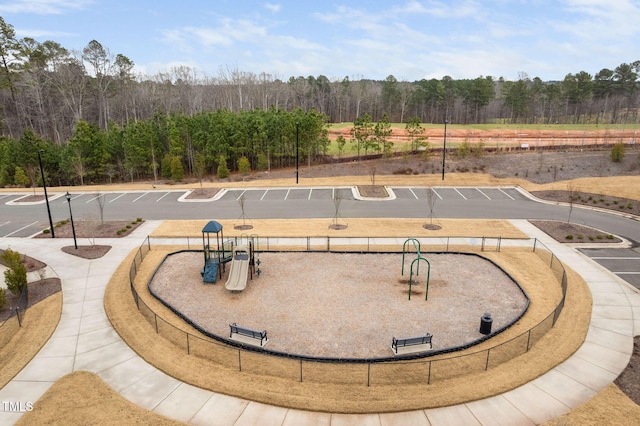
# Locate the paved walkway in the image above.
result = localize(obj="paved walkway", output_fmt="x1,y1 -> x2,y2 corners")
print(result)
0,220 -> 638,425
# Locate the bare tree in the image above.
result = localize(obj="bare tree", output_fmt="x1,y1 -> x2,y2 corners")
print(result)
94,192 -> 106,225
330,194 -> 347,229
566,183 -> 576,224
425,187 -> 439,227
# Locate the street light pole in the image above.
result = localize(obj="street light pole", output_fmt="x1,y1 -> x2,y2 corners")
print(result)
295,121 -> 299,184
441,119 -> 448,181
37,149 -> 55,238
65,192 -> 77,249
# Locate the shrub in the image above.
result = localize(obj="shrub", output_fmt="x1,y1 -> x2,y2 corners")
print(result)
565,234 -> 574,240
456,141 -> 472,158
136,218 -> 142,222
237,156 -> 251,176
256,152 -> 268,171
0,287 -> 5,309
170,156 -> 184,181
2,248 -> 27,295
607,234 -> 614,240
611,142 -> 625,162
14,166 -> 30,187
217,156 -> 230,179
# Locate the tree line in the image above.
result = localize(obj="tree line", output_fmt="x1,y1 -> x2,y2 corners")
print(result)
0,16 -> 639,186
0,108 -> 329,187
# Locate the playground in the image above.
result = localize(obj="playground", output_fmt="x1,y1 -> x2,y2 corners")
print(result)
149,248 -> 529,358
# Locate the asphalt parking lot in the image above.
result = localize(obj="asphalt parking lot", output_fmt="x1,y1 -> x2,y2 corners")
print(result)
579,247 -> 640,290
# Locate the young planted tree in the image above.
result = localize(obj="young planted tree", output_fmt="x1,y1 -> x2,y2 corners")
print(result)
424,187 -> 440,229
238,156 -> 251,178
350,113 -> 373,161
611,142 -> 625,162
2,248 -> 27,296
217,155 -> 230,179
329,194 -> 347,230
193,152 -> 206,188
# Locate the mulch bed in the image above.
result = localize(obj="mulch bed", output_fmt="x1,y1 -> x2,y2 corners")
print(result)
529,220 -> 621,244
35,220 -> 144,239
0,278 -> 61,321
357,185 -> 389,198
533,190 -> 640,217
185,188 -> 221,199
615,337 -> 640,405
0,249 -> 46,272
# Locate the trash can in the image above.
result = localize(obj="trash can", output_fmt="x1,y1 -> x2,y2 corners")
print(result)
479,312 -> 493,335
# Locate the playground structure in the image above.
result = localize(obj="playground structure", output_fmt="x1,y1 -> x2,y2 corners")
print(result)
200,220 -> 260,290
225,241 -> 258,291
402,238 -> 431,300
201,220 -> 233,283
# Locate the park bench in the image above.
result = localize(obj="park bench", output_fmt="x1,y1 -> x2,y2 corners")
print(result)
391,333 -> 433,354
229,323 -> 268,346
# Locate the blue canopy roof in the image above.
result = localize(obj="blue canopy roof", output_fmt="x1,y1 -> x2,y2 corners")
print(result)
202,220 -> 223,233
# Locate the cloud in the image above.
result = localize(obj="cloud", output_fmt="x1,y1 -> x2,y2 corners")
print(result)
264,3 -> 281,13
14,28 -> 76,39
0,0 -> 92,15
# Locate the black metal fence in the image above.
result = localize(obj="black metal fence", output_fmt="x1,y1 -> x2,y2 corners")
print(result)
128,235 -> 568,386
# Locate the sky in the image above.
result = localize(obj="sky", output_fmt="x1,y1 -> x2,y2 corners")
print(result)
1,0 -> 639,82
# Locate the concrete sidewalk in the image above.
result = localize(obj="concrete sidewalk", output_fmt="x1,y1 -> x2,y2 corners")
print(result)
0,219 -> 638,425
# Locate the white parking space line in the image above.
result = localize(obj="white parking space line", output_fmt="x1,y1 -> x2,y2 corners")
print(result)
260,189 -> 269,200
409,188 -> 419,199
236,190 -> 246,201
453,188 -> 467,200
85,194 -> 104,203
109,193 -> 126,203
476,188 -> 491,200
132,192 -> 149,202
431,188 -> 443,200
4,221 -> 38,237
499,188 -> 515,200
308,189 -> 313,200
0,221 -> 9,227
0,194 -> 11,200
332,188 -> 335,200
615,272 -> 640,275
156,192 -> 170,202
284,189 -> 291,200
592,257 -> 640,260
